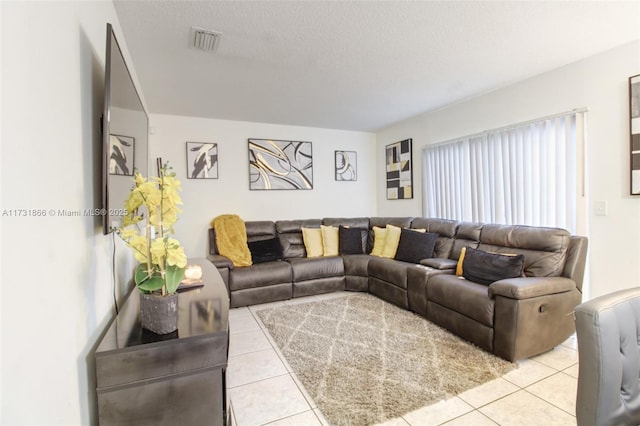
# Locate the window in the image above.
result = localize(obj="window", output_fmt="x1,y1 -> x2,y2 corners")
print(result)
422,110 -> 586,233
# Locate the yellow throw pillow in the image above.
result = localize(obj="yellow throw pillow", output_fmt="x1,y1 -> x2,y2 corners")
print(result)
321,225 -> 339,256
301,227 -> 324,258
381,224 -> 402,258
371,226 -> 387,256
456,246 -> 467,276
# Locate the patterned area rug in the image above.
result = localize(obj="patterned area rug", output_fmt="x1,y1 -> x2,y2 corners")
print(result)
257,293 -> 516,426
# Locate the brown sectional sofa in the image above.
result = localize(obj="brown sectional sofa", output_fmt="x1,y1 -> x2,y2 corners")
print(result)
207,216 -> 588,361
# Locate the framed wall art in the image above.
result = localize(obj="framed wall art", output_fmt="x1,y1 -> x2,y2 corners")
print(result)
335,150 -> 357,181
248,138 -> 313,190
386,138 -> 413,199
631,74 -> 640,195
109,134 -> 134,176
186,142 -> 218,179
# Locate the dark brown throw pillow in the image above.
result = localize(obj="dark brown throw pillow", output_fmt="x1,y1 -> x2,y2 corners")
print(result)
248,238 -> 283,264
339,226 -> 366,255
394,229 -> 438,263
461,247 -> 525,285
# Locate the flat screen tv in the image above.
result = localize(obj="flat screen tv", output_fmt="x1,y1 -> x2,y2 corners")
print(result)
102,23 -> 148,235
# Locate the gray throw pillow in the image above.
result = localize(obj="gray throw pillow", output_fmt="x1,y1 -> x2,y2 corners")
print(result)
248,238 -> 283,264
461,247 -> 525,285
394,229 -> 438,263
339,226 -> 365,254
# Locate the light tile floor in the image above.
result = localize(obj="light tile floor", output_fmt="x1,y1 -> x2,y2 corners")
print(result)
227,291 -> 579,426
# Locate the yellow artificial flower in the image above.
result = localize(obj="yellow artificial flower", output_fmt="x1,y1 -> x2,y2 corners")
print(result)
149,237 -> 166,267
160,209 -> 178,228
119,228 -> 138,240
134,172 -> 146,186
165,238 -> 187,268
162,175 -> 182,197
122,213 -> 143,227
136,182 -> 161,206
124,190 -> 144,215
128,234 -> 149,263
116,162 -> 185,294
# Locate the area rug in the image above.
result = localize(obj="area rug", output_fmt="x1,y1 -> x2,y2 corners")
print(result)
256,293 -> 516,426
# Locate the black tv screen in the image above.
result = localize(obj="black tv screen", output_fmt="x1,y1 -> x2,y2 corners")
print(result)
102,23 -> 148,235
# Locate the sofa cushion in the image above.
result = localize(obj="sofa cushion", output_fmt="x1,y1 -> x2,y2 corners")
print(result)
381,224 -> 402,258
395,229 -> 438,263
342,254 -> 371,276
246,221 -> 278,241
323,217 -> 370,253
450,222 -> 482,260
248,238 -> 283,264
427,274 -> 495,327
229,261 -> 292,291
288,257 -> 344,281
371,225 -> 404,258
277,219 -> 322,258
478,224 -> 570,277
460,247 -> 525,285
369,217 -> 413,252
322,217 -> 370,229
321,225 -> 339,256
368,256 -> 412,289
410,217 -> 459,259
371,226 -> 387,256
339,226 -> 365,254
302,227 -> 324,257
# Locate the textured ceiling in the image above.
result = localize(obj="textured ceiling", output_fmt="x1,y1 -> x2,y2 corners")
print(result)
113,1 -> 640,132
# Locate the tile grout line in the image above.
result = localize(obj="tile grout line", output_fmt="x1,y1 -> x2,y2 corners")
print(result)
521,370 -> 578,418
520,387 -> 578,418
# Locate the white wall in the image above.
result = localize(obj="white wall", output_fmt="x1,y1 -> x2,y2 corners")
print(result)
149,114 -> 377,258
377,40 -> 640,300
1,2 -> 138,424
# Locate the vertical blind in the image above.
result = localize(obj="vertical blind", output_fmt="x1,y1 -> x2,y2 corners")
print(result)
422,110 -> 586,233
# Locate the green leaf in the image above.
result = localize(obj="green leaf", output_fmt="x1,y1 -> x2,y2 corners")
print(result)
138,276 -> 165,292
134,264 -> 152,286
164,264 -> 186,294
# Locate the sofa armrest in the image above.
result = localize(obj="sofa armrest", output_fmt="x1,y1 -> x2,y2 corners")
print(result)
207,254 -> 234,270
420,258 -> 458,270
489,276 -> 576,300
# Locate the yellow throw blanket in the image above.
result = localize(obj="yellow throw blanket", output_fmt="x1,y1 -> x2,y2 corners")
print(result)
211,214 -> 252,267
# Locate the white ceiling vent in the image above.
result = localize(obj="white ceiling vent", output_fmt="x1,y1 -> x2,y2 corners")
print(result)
191,27 -> 222,52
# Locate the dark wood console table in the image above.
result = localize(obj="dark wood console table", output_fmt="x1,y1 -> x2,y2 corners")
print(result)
95,258 -> 230,425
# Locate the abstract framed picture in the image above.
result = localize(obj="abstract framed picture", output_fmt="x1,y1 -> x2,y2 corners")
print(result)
335,150 -> 357,181
386,138 -> 413,199
248,139 -> 313,190
109,134 -> 134,176
186,142 -> 218,179
630,74 -> 640,195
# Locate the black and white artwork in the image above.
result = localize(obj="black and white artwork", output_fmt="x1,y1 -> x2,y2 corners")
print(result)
109,134 -> 134,176
186,142 -> 218,179
248,139 -> 313,190
335,150 -> 357,181
386,138 -> 413,199
631,74 -> 640,195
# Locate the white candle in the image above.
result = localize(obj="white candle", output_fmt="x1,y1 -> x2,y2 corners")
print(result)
184,265 -> 203,280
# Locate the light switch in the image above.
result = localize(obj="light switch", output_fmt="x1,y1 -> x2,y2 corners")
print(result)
594,200 -> 608,216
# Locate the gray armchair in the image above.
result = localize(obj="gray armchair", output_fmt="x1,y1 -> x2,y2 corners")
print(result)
575,287 -> 640,426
